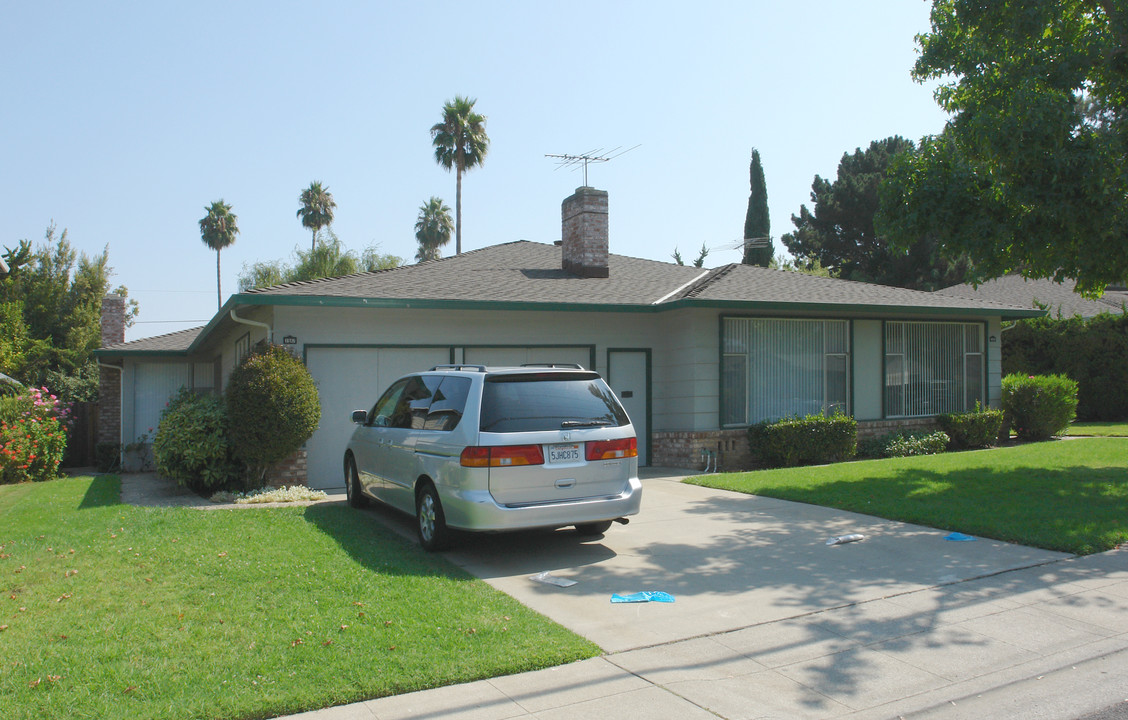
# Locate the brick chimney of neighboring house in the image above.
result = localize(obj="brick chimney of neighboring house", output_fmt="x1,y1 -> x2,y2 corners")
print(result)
97,295 -> 125,445
561,186 -> 609,278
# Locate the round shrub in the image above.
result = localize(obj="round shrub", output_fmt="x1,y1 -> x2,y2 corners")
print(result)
153,388 -> 242,491
1001,373 -> 1079,441
225,345 -> 320,485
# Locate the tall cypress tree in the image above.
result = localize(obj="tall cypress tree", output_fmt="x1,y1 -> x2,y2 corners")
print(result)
743,148 -> 772,266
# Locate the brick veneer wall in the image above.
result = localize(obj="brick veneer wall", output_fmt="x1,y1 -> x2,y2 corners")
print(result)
651,417 -> 944,472
855,417 -> 941,439
97,296 -> 125,445
263,449 -> 309,488
651,429 -> 752,473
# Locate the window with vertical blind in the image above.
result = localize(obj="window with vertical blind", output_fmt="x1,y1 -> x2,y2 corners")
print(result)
722,317 -> 850,425
884,321 -> 984,418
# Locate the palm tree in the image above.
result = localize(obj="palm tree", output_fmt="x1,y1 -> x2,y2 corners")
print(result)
198,199 -> 239,309
296,181 -> 336,252
430,96 -> 489,255
414,196 -> 454,262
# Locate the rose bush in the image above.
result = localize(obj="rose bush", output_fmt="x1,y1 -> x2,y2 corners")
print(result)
0,386 -> 69,484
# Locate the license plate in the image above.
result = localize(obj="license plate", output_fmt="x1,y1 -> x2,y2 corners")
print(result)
548,443 -> 581,464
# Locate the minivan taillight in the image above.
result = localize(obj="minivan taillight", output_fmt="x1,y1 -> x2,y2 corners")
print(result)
585,437 -> 637,460
460,445 -> 546,467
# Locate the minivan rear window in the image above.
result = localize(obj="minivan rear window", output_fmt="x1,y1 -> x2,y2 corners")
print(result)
479,375 -> 630,432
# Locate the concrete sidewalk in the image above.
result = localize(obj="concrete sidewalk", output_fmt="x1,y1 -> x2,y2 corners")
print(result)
132,469 -> 1125,719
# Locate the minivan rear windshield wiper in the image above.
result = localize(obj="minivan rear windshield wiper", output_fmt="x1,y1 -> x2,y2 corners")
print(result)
561,419 -> 613,428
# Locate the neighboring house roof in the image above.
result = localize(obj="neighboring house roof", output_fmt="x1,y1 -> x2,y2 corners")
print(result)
99,326 -> 202,355
936,275 -> 1128,319
98,241 -> 1043,357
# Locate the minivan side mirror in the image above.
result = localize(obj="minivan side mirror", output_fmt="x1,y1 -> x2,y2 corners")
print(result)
351,410 -> 368,425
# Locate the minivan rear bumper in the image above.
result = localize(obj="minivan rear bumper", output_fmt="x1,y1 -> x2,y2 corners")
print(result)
440,475 -> 643,532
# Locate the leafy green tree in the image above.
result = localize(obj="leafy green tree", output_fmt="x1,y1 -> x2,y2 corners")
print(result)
360,246 -> 402,272
743,148 -> 772,267
878,1 -> 1128,295
297,181 -> 337,253
237,231 -> 402,291
414,196 -> 454,262
430,96 -> 489,255
783,136 -> 969,290
1,225 -> 137,401
198,200 -> 239,309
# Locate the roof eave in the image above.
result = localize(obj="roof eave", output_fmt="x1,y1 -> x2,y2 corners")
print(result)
100,291 -> 1044,359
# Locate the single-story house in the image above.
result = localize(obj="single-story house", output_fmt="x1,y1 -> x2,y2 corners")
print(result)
936,276 -> 1128,319
95,187 -> 1044,488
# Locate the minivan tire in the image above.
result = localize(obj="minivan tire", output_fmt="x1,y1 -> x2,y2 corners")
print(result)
416,482 -> 451,551
345,455 -> 368,509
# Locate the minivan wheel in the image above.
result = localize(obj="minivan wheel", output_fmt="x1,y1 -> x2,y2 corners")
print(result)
345,456 -> 367,509
575,520 -> 613,536
416,483 -> 451,551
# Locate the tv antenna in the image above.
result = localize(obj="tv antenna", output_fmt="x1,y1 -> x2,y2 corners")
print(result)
545,145 -> 640,187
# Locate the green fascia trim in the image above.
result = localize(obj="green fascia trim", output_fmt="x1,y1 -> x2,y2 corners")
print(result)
231,292 -> 1047,320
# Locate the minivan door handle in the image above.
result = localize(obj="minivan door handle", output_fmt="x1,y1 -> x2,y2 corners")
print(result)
555,478 -> 576,489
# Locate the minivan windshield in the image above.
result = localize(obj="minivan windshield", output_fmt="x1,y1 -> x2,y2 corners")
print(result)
479,374 -> 630,432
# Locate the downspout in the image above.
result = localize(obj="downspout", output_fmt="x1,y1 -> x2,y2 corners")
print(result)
96,361 -> 124,469
229,309 -> 273,344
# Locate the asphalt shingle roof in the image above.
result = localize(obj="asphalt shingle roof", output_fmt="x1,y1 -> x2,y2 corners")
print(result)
245,241 -> 704,306
102,241 -> 1043,355
101,326 -> 201,354
936,276 -> 1128,319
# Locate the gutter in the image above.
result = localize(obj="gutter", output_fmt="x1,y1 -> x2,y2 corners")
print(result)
230,309 -> 273,344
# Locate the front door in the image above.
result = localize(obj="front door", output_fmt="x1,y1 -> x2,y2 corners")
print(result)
608,349 -> 649,465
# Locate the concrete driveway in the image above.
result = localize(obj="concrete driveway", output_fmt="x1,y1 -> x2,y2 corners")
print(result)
428,469 -> 1066,653
279,469 -> 1128,720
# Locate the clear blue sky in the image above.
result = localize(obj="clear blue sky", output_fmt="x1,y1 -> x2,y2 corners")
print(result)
2,1 -> 948,342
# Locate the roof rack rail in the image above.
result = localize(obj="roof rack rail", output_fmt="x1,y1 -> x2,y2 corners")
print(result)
519,362 -> 585,370
429,364 -> 487,372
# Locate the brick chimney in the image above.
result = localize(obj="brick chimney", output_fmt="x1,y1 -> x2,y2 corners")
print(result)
97,295 -> 125,445
100,295 -> 126,347
561,186 -> 609,278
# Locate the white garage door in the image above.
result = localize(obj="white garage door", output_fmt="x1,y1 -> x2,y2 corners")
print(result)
304,347 -> 450,489
463,346 -> 592,368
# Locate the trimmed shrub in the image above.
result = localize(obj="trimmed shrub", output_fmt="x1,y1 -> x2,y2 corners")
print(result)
226,345 -> 320,487
937,402 -> 1005,449
0,386 -> 69,484
153,388 -> 242,491
747,412 -> 857,468
1001,373 -> 1079,441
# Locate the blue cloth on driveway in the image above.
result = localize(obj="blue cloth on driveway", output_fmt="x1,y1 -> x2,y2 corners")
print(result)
945,532 -> 976,541
610,591 -> 675,603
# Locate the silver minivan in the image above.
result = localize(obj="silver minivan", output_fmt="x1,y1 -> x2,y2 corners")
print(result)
344,365 -> 642,550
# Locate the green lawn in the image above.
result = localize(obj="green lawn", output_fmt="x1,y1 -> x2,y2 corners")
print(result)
687,438 -> 1128,556
0,476 -> 598,720
1067,421 -> 1128,437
